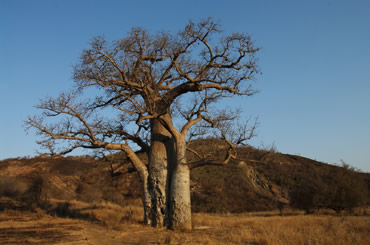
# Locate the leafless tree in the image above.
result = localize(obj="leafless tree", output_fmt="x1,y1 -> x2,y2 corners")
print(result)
26,18 -> 259,230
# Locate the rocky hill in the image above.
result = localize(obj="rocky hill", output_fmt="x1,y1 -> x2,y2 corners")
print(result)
0,139 -> 368,213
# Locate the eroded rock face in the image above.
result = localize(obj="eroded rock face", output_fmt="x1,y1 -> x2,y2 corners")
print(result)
239,162 -> 270,190
239,161 -> 290,207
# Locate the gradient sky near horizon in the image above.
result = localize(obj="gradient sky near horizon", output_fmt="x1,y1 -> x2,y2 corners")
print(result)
1,0 -> 369,172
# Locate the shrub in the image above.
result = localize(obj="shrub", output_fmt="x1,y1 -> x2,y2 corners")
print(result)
22,175 -> 47,209
290,163 -> 368,214
54,202 -> 72,217
0,176 -> 28,199
290,176 -> 324,214
324,163 -> 368,213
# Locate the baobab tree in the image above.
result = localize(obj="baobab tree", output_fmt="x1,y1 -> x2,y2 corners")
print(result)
26,18 -> 259,230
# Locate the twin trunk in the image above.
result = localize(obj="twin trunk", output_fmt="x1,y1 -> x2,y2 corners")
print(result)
145,119 -> 191,230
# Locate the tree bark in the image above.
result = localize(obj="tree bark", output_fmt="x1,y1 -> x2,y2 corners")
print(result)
140,171 -> 152,225
148,118 -> 174,227
119,145 -> 152,225
168,137 -> 192,231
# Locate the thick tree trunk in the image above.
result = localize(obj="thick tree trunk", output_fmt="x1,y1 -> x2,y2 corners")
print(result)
168,138 -> 192,231
148,118 -> 174,227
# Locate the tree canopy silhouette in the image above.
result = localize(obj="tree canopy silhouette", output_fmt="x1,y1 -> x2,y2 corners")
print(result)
26,18 -> 259,230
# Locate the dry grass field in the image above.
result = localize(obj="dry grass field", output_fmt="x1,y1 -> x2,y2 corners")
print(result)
0,199 -> 369,245
0,153 -> 368,244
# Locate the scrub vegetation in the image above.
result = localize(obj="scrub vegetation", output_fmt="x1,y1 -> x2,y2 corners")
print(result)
0,141 -> 369,244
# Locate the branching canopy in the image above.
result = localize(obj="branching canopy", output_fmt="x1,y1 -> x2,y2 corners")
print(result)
26,18 -> 259,166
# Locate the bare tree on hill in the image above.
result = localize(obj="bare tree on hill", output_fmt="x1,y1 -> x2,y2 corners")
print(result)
26,18 -> 259,230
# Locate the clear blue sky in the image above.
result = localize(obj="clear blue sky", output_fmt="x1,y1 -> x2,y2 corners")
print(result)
1,0 -> 369,172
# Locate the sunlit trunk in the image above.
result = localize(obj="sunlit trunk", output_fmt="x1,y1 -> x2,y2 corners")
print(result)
122,145 -> 152,225
140,172 -> 152,225
168,136 -> 192,230
148,118 -> 174,227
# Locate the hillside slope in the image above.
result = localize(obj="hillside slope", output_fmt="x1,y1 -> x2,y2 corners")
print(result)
0,140 -> 368,213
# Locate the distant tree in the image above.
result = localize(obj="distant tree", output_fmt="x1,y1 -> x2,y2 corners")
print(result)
290,176 -> 324,214
290,162 -> 368,214
325,162 -> 368,213
26,18 -> 259,230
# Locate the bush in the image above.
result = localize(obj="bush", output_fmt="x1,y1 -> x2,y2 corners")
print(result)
325,163 -> 368,213
0,176 -> 28,199
22,175 -> 47,209
290,163 -> 368,214
54,201 -> 72,217
290,179 -> 324,214
289,168 -> 326,214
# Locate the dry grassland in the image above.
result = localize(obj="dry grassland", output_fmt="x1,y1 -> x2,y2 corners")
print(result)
0,200 -> 369,245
